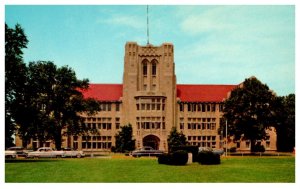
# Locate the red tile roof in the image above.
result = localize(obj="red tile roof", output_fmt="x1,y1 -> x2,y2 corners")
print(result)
82,84 -> 237,102
177,84 -> 237,102
82,84 -> 123,101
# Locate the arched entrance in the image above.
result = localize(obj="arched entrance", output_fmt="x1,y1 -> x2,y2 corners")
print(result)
143,135 -> 160,150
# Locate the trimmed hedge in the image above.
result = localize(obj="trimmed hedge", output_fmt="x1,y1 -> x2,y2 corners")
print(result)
197,151 -> 220,165
171,146 -> 198,162
158,150 -> 188,166
158,153 -> 171,164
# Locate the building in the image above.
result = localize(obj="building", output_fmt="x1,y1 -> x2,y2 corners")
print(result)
16,42 -> 277,152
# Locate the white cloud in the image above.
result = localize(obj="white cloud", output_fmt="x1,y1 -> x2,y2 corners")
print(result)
97,14 -> 144,29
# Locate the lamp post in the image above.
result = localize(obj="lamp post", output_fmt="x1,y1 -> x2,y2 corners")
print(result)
225,120 -> 228,156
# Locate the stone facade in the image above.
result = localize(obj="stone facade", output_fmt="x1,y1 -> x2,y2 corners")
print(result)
15,42 -> 277,152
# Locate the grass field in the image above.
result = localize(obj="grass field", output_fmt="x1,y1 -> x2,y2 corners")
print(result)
5,155 -> 295,183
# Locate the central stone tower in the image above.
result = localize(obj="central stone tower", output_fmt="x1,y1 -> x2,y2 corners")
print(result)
122,42 -> 177,151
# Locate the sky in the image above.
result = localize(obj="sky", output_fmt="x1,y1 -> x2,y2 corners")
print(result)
4,5 -> 295,96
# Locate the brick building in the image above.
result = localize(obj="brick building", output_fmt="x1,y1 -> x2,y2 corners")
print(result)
16,42 -> 277,152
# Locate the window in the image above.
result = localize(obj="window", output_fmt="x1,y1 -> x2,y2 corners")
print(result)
143,62 -> 147,76
180,123 -> 184,130
152,63 -> 156,76
207,104 -> 211,112
202,104 -> 206,112
116,103 -> 120,111
211,104 -> 216,112
180,103 -> 184,112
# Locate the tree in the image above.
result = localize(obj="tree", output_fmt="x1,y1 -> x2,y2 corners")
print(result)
15,61 -> 100,150
222,77 -> 276,152
114,124 -> 135,153
5,23 -> 28,148
167,127 -> 187,152
273,94 -> 295,152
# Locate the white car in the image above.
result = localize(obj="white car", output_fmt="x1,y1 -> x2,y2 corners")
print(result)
5,150 -> 17,159
62,147 -> 85,158
198,147 -> 224,155
27,147 -> 65,158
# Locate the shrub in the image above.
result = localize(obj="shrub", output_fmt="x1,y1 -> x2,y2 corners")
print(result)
158,150 -> 188,166
170,150 -> 188,165
197,151 -> 221,165
171,145 -> 198,162
158,153 -> 171,164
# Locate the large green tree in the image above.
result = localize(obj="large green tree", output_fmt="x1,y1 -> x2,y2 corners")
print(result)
5,23 -> 28,148
167,127 -> 187,152
222,77 -> 276,152
272,94 -> 295,152
114,124 -> 135,153
19,61 -> 100,150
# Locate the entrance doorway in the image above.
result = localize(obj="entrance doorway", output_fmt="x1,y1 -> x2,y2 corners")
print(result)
143,135 -> 160,150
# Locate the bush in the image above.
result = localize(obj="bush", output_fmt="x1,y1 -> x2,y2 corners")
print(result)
171,145 -> 198,162
158,153 -> 171,164
197,151 -> 221,165
170,150 -> 188,165
158,150 -> 188,166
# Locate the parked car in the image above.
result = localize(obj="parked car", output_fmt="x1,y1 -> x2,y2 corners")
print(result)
5,149 -> 17,159
62,147 -> 85,158
131,146 -> 164,157
198,147 -> 224,155
7,146 -> 29,157
26,147 -> 65,158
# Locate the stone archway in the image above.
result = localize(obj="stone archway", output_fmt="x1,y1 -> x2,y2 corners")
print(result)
143,135 -> 160,150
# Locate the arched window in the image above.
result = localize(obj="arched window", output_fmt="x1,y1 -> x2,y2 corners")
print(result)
152,62 -> 156,76
142,60 -> 148,76
151,59 -> 158,76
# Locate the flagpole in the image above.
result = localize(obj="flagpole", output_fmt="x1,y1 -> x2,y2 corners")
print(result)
225,120 -> 228,156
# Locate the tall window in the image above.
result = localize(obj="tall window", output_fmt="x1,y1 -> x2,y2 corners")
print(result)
152,62 -> 156,76
143,62 -> 147,76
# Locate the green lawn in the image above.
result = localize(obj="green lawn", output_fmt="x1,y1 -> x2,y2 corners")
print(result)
5,156 -> 295,183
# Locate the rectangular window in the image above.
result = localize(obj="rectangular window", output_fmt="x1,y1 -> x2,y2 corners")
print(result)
116,103 -> 120,111
197,104 -> 201,112
207,104 -> 211,112
211,104 -> 216,112
157,104 -> 161,110
266,141 -> 270,148
202,104 -> 206,112
180,123 -> 184,130
180,103 -> 184,112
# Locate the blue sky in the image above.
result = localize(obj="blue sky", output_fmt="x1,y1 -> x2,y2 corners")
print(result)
5,5 -> 295,96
